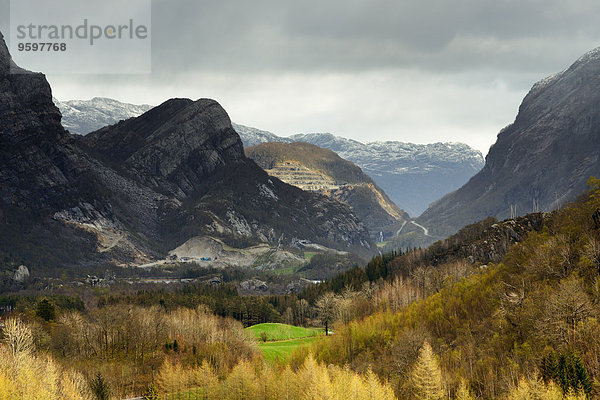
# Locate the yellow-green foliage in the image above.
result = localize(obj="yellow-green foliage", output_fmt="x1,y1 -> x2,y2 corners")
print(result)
506,377 -> 586,400
307,183 -> 600,399
410,341 -> 446,400
455,379 -> 475,400
156,354 -> 397,400
0,319 -> 91,400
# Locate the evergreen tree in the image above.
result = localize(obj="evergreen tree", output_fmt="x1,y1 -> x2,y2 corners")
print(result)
90,373 -> 111,400
143,383 -> 160,400
36,298 -> 55,321
572,353 -> 592,396
541,350 -> 592,397
541,351 -> 559,384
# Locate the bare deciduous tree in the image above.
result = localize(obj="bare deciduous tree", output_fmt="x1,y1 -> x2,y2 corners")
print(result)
316,292 -> 338,335
3,318 -> 33,358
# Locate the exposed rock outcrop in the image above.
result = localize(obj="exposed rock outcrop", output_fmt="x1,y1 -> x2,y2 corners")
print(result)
13,265 -> 30,282
55,99 -> 485,217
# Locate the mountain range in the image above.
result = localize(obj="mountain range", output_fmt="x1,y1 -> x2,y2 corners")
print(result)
0,32 -> 373,274
46,42 -> 600,253
233,126 -> 485,217
54,100 -> 484,217
418,47 -> 600,236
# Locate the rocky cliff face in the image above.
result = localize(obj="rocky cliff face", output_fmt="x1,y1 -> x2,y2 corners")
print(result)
78,100 -> 374,257
234,125 -> 484,217
0,31 -> 374,272
418,48 -> 600,237
81,98 -> 246,199
0,31 -> 126,269
246,142 -> 409,242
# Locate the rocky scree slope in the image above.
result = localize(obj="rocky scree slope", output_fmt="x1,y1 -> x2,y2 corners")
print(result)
418,47 -> 600,237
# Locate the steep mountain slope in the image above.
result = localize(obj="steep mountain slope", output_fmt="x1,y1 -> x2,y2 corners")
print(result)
54,97 -> 152,135
0,32 -> 136,270
307,180 -> 600,399
78,99 -> 374,258
0,32 -> 373,273
246,142 -> 409,242
418,47 -> 600,237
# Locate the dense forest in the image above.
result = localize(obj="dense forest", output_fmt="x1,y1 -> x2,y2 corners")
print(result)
0,179 -> 599,399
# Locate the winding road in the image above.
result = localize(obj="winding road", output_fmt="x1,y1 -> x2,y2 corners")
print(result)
410,221 -> 430,237
395,220 -> 408,236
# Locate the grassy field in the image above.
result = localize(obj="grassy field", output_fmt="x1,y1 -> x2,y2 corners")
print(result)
258,336 -> 321,362
246,323 -> 324,362
246,323 -> 321,341
303,251 -> 317,261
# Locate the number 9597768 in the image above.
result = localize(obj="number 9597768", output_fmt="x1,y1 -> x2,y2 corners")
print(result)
17,42 -> 67,51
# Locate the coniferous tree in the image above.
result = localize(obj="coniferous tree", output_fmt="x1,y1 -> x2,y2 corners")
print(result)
143,383 -> 160,400
541,351 -> 592,397
572,353 -> 592,396
36,298 -> 56,321
541,351 -> 559,384
410,340 -> 446,400
90,373 -> 111,400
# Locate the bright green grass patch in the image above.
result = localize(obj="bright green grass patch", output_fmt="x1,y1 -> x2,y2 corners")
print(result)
303,251 -> 317,261
258,336 -> 321,363
246,323 -> 322,341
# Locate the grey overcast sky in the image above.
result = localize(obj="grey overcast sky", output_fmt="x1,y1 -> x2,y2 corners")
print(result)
2,0 -> 600,155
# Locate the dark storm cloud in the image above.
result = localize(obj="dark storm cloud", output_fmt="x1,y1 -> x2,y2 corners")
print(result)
147,0 -> 600,74
2,0 -> 598,78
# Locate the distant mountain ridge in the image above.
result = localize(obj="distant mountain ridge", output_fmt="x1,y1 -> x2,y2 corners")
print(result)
56,99 -> 484,217
54,97 -> 152,135
418,46 -> 600,237
287,133 -> 484,216
246,142 -> 410,242
232,123 -> 284,146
